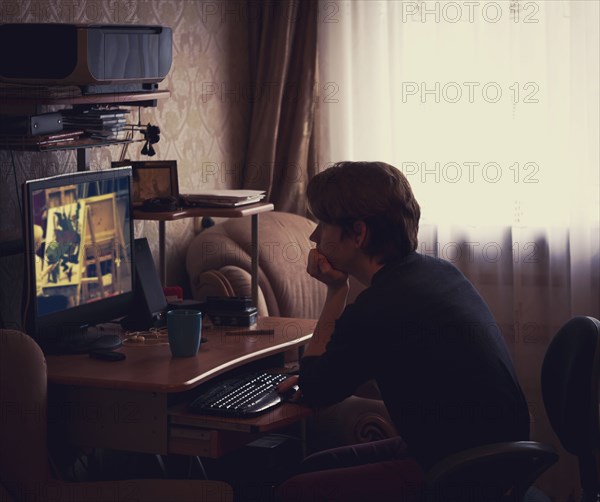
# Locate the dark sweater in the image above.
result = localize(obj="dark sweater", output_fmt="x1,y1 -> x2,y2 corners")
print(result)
299,252 -> 530,470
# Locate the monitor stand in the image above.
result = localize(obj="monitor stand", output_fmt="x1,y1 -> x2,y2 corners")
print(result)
47,325 -> 123,354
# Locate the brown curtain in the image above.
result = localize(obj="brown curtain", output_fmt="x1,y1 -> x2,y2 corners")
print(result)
242,0 -> 319,217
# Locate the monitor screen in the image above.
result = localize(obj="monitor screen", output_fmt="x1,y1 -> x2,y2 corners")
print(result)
22,167 -> 134,353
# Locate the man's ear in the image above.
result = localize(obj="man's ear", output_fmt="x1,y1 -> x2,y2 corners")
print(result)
352,220 -> 368,248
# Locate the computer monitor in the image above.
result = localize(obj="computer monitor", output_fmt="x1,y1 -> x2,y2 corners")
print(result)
22,166 -> 134,353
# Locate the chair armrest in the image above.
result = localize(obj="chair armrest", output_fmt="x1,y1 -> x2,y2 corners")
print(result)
306,395 -> 398,452
353,379 -> 383,400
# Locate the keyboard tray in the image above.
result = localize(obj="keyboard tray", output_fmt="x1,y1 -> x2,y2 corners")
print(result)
188,372 -> 289,417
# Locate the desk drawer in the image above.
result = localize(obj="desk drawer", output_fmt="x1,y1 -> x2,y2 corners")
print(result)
52,385 -> 168,454
169,426 -> 259,458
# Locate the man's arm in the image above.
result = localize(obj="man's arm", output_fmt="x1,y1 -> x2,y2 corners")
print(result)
302,248 -> 349,356
276,249 -> 348,397
303,282 -> 349,356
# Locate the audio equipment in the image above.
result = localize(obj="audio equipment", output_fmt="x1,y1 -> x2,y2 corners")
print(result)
120,238 -> 167,331
0,24 -> 172,90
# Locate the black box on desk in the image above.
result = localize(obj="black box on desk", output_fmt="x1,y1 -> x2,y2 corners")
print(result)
204,296 -> 257,327
167,299 -> 205,311
208,308 -> 257,327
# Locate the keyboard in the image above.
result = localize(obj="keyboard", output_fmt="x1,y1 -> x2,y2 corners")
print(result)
188,371 -> 291,417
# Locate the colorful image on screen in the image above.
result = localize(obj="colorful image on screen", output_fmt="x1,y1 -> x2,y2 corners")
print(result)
31,177 -> 133,317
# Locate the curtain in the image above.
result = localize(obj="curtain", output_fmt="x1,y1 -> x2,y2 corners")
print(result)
318,1 -> 599,499
242,0 -> 319,215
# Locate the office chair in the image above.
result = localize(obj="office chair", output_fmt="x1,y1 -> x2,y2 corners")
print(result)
0,329 -> 233,502
541,316 -> 600,502
424,441 -> 558,502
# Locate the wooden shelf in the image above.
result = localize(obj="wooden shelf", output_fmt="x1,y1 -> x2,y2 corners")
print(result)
0,90 -> 169,151
0,89 -> 170,108
0,89 -> 170,171
133,202 -> 275,221
0,87 -> 172,258
0,136 -> 142,153
134,201 -> 274,307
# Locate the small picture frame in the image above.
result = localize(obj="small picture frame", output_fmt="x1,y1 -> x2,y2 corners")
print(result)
112,160 -> 179,206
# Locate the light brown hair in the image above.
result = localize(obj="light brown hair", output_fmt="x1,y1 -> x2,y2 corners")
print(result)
307,161 -> 420,263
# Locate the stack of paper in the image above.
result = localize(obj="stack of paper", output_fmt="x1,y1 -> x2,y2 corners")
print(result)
180,189 -> 266,208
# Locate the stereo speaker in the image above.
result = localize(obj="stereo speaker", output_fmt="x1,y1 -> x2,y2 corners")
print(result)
121,237 -> 167,331
0,24 -> 172,87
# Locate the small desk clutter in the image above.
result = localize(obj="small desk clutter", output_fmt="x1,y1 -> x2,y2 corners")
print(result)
180,189 -> 266,208
114,159 -> 266,210
204,296 -> 258,327
61,106 -> 130,141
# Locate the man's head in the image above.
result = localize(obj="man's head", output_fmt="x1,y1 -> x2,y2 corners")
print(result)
307,161 -> 420,264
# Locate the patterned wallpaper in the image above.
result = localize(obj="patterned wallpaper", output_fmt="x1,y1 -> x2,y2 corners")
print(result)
0,0 -> 252,328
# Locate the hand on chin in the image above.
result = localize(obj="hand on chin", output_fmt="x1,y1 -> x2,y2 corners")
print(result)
307,249 -> 349,288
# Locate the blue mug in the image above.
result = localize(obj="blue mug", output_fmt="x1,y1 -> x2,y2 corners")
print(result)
167,309 -> 202,357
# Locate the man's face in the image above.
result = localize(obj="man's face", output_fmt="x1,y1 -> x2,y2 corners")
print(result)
309,222 -> 355,272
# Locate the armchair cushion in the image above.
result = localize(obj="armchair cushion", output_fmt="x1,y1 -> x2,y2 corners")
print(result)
0,329 -> 49,497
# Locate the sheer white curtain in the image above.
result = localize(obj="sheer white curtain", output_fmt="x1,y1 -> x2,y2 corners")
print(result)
318,1 -> 599,498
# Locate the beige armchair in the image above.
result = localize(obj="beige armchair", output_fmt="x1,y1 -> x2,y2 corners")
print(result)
0,328 -> 233,502
185,211 -> 397,453
186,211 -> 327,319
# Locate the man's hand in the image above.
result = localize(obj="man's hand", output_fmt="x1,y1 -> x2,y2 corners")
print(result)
276,375 -> 303,402
307,248 -> 348,289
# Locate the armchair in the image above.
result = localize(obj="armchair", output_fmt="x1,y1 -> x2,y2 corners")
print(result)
424,441 -> 558,501
541,316 -> 600,502
0,328 -> 233,502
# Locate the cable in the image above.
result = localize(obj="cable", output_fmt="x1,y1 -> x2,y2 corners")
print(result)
10,149 -> 31,331
10,149 -> 23,222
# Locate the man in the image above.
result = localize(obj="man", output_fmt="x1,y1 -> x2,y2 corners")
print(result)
276,161 -> 530,501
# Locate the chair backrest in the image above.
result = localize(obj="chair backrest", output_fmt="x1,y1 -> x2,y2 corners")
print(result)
424,441 -> 558,502
0,329 -> 50,499
541,315 -> 600,496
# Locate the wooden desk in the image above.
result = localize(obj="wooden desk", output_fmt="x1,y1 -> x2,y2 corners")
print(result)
46,317 -> 315,458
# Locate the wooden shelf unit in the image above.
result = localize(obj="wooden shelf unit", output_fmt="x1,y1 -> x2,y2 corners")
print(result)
0,89 -> 170,258
0,89 -> 170,110
133,202 -> 275,307
0,89 -> 170,170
